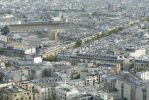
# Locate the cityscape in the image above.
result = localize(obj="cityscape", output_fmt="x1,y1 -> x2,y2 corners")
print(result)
0,0 -> 149,100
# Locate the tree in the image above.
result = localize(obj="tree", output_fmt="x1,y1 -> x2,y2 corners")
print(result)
75,73 -> 80,79
1,26 -> 10,35
143,18 -> 149,22
0,48 -> 4,54
43,55 -> 57,62
138,67 -> 146,72
42,68 -> 51,77
92,12 -> 98,16
96,34 -> 101,39
5,61 -> 11,67
75,40 -> 82,47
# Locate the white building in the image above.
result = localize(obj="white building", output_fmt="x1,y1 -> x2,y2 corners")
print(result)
55,83 -> 79,100
136,71 -> 149,80
33,83 -> 52,100
86,75 -> 98,86
24,47 -> 36,55
0,35 -> 7,42
129,49 -> 146,58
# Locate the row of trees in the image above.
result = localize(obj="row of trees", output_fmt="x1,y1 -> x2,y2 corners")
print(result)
5,61 -> 11,67
143,18 -> 149,22
74,27 -> 124,48
107,27 -> 123,34
43,55 -> 57,62
75,40 -> 82,47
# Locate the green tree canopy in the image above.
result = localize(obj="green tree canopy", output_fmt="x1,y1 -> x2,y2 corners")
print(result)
1,25 -> 10,35
75,40 -> 82,47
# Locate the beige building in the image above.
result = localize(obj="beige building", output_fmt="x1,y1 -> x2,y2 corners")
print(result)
8,22 -> 74,40
114,64 -> 121,74
0,85 -> 33,100
16,81 -> 34,93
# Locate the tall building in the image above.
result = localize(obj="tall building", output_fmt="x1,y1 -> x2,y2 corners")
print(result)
115,74 -> 148,100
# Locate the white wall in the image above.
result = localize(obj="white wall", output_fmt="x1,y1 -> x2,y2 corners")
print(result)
130,49 -> 146,58
25,48 -> 36,55
34,57 -> 42,64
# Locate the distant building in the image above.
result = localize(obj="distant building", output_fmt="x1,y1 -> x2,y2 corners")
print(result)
0,17 -> 21,26
7,22 -> 75,40
0,44 -> 36,58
